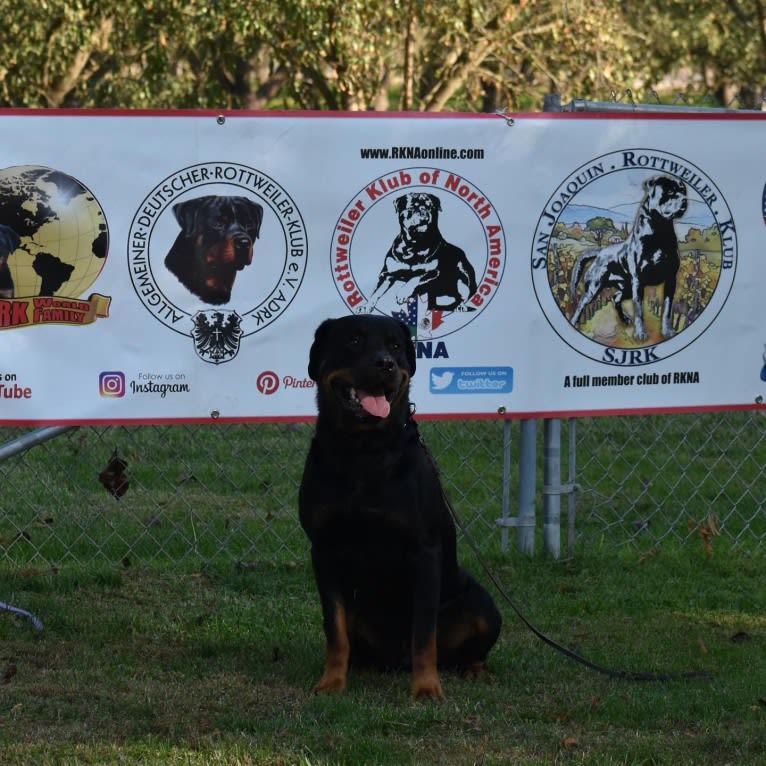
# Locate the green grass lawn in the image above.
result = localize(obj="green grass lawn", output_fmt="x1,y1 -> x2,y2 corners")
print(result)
1,544 -> 763,765
0,416 -> 764,763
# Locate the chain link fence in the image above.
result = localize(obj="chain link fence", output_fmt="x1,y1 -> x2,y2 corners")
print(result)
0,421 -> 508,567
569,411 -> 766,553
1,411 -> 763,568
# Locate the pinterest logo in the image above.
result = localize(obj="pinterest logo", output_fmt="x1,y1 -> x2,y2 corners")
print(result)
256,370 -> 280,395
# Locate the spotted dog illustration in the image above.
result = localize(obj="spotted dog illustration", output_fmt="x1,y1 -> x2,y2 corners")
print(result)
164,195 -> 263,305
299,315 -> 501,699
368,193 -> 477,311
0,224 -> 21,299
570,176 -> 688,340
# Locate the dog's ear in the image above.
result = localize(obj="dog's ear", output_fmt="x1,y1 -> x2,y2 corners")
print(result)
398,321 -> 416,375
308,319 -> 335,382
643,176 -> 658,192
393,194 -> 409,214
235,197 -> 264,239
427,194 -> 442,212
172,198 -> 205,232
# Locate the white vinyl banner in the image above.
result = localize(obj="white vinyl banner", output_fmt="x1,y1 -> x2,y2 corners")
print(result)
0,109 -> 764,424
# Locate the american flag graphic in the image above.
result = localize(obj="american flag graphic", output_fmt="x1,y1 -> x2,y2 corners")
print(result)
392,298 -> 419,339
392,298 -> 446,339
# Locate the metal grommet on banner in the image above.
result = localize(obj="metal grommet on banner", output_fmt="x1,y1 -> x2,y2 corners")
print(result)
210,410 -> 220,419
216,115 -> 226,125
494,109 -> 515,127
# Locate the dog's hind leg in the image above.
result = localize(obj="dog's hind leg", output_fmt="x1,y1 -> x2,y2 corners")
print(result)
436,572 -> 502,673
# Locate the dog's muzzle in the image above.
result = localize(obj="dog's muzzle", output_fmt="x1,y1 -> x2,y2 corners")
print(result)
233,235 -> 253,268
324,367 -> 409,420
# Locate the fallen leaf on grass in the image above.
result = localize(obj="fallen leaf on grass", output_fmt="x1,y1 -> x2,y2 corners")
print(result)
98,450 -> 130,499
563,737 -> 582,750
695,513 -> 720,556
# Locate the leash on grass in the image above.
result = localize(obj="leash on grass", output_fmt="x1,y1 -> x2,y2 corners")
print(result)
0,601 -> 44,631
416,428 -> 710,683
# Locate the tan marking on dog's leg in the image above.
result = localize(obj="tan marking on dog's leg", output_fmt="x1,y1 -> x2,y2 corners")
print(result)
411,633 -> 444,700
314,604 -> 350,694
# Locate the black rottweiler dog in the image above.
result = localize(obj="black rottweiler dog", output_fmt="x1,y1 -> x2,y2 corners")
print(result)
299,314 -> 501,699
367,193 -> 477,311
164,195 -> 263,305
0,224 -> 21,299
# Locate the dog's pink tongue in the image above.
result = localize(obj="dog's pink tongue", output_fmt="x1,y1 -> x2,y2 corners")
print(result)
359,391 -> 390,418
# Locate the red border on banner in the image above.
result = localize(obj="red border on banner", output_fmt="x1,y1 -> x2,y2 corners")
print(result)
3,401 -> 764,428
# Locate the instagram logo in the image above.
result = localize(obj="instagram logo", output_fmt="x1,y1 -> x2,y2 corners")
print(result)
99,371 -> 126,398
256,370 -> 280,395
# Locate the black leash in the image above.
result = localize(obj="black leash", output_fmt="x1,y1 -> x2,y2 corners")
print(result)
417,428 -> 709,682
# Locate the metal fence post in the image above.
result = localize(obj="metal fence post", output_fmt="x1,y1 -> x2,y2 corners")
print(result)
499,419 -> 512,552
543,419 -> 561,558
497,419 -> 536,554
516,419 -> 537,555
567,418 -> 577,558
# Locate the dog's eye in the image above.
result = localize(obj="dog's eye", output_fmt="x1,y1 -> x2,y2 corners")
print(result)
347,334 -> 362,348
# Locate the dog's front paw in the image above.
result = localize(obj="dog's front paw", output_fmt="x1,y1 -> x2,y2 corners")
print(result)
412,671 -> 444,700
634,327 -> 648,341
313,670 -> 347,694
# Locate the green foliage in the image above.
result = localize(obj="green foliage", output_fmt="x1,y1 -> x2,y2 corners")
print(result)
3,0 -> 762,111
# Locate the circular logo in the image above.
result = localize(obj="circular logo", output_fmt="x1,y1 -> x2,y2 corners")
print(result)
127,162 -> 307,363
256,370 -> 280,395
531,149 -> 736,366
0,165 -> 108,298
330,167 -> 505,339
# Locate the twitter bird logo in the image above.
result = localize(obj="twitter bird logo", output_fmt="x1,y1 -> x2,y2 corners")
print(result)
431,371 -> 455,390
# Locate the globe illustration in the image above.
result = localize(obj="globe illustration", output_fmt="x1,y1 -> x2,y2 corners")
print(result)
0,165 -> 108,299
